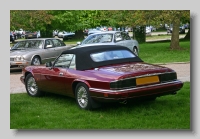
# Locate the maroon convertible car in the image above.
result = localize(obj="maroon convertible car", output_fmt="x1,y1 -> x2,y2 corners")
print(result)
20,45 -> 184,110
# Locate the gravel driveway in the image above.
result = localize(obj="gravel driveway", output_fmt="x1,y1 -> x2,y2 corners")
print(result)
10,63 -> 190,94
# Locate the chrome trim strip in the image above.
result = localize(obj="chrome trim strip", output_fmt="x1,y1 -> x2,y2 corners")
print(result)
89,80 -> 181,93
110,72 -> 176,83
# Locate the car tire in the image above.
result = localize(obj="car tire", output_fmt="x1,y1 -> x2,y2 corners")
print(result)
25,74 -> 43,97
31,56 -> 41,65
133,47 -> 138,56
75,83 -> 101,110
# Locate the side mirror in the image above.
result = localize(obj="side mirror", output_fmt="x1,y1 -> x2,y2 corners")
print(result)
77,42 -> 81,45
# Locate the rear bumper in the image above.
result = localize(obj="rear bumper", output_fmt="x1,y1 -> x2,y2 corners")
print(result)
89,80 -> 183,103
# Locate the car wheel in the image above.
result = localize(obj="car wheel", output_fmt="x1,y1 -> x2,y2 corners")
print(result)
133,47 -> 138,56
75,83 -> 93,110
25,74 -> 43,97
31,56 -> 41,65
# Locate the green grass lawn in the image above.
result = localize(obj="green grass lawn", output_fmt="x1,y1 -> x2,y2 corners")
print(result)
139,40 -> 190,64
10,82 -> 190,129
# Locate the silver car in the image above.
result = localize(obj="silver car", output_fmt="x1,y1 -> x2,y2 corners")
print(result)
10,38 -> 72,68
76,31 -> 139,56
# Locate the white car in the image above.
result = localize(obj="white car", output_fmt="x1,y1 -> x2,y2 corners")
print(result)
87,28 -> 102,36
58,31 -> 75,39
76,31 -> 139,56
146,27 -> 151,34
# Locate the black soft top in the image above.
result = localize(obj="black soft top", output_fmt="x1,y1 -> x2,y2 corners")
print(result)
62,45 -> 143,70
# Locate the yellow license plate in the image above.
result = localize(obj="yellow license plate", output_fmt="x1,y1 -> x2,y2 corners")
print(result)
136,76 -> 159,86
28,35 -> 32,37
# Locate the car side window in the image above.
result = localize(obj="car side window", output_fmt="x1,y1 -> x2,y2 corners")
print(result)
122,32 -> 131,40
52,39 -> 65,47
99,34 -> 113,43
16,41 -> 26,48
69,55 -> 76,69
58,39 -> 66,46
82,34 -> 99,44
45,40 -> 54,48
114,32 -> 123,42
54,54 -> 75,68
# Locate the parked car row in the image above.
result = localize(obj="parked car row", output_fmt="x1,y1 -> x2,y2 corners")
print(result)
167,26 -> 186,34
10,30 -> 41,43
85,26 -> 132,36
25,31 -> 41,39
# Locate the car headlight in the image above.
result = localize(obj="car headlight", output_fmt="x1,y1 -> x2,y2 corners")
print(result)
14,55 -> 25,61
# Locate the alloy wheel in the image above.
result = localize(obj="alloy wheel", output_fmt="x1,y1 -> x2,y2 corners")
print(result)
27,76 -> 38,96
77,86 -> 88,109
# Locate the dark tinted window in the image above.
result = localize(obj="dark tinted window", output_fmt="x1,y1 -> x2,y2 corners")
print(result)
122,32 -> 131,40
45,40 -> 54,48
12,40 -> 44,49
52,39 -> 66,47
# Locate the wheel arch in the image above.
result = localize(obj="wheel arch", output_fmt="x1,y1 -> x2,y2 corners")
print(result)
25,71 -> 32,79
30,55 -> 42,64
72,79 -> 91,96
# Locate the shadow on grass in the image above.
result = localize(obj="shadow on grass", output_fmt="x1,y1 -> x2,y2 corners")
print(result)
30,91 -> 185,113
146,38 -> 190,44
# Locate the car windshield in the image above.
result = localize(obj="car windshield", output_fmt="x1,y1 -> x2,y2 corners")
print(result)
90,50 -> 135,62
11,40 -> 44,49
82,33 -> 113,45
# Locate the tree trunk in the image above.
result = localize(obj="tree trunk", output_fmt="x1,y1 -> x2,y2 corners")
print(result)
133,26 -> 146,43
132,27 -> 135,39
170,19 -> 181,50
184,29 -> 190,40
74,30 -> 84,39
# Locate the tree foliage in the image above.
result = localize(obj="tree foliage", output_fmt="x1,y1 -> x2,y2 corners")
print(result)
10,10 -> 54,31
155,10 -> 190,49
10,10 -> 190,49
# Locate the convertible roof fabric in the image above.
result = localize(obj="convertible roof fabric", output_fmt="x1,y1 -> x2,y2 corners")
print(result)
62,45 -> 143,70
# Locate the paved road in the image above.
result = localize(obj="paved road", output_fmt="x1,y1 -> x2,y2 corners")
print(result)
159,62 -> 190,82
10,63 -> 190,94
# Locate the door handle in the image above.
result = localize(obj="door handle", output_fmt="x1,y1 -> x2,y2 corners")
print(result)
59,72 -> 63,76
